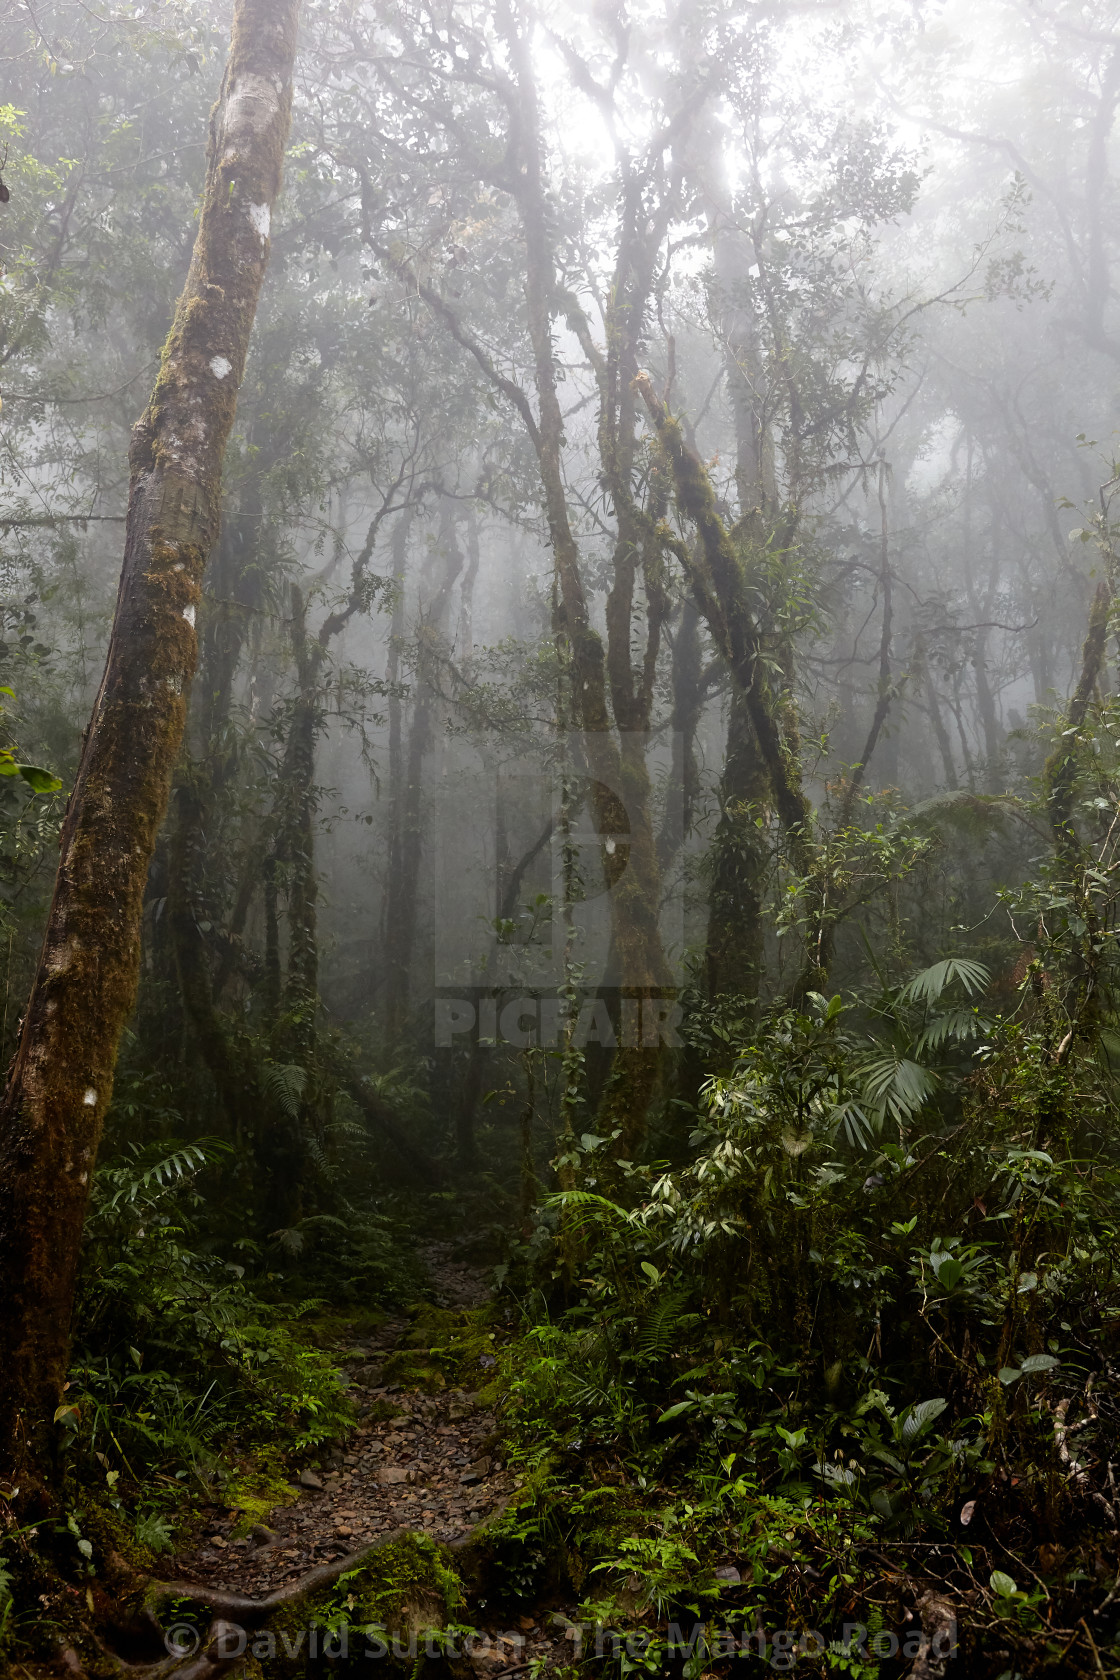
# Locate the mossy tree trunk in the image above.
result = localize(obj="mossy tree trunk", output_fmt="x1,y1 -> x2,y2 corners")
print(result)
706,686 -> 769,1006
1043,579 -> 1111,1034
0,0 -> 300,1492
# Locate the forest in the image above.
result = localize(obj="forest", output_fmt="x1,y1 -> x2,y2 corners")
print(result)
2,0 -> 1120,1673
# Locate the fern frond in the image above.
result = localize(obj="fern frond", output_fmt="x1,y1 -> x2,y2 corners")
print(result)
262,1061 -> 307,1120
548,1190 -> 633,1226
636,1289 -> 688,1359
98,1141 -> 223,1213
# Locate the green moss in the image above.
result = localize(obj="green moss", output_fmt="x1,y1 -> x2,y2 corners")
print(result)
225,1461 -> 299,1539
260,1533 -> 464,1678
379,1352 -> 445,1391
290,1307 -> 390,1350
381,1304 -> 499,1393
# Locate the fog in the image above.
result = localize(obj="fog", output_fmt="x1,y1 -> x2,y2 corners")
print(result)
3,0 -> 1119,1179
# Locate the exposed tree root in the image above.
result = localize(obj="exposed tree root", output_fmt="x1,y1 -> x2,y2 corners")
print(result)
149,1521 -> 431,1623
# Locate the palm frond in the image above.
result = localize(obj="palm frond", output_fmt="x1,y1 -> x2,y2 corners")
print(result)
899,957 -> 990,1006
859,1054 -> 937,1122
915,1008 -> 987,1054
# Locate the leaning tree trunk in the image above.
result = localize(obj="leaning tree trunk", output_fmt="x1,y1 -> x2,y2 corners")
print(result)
0,0 -> 299,1492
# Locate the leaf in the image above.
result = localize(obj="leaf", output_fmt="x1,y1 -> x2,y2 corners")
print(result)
657,1400 -> 694,1423
998,1366 -> 1021,1386
1016,1272 -> 1038,1294
640,1261 -> 661,1284
76,1538 -> 93,1559
899,957 -> 991,1005
17,763 -> 61,793
934,1255 -> 963,1290
990,1569 -> 1017,1598
901,1397 -> 948,1444
915,1008 -> 987,1054
262,1062 -> 307,1121
869,1445 -> 907,1475
1019,1353 -> 1059,1375
860,1054 -> 937,1121
959,1499 -> 976,1526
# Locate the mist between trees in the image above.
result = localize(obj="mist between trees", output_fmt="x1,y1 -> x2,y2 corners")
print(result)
4,0 -> 1120,1673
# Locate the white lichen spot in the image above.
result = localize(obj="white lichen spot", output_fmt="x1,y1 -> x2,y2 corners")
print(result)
79,1172 -> 88,1185
182,604 -> 196,628
210,355 -> 233,380
83,1088 -> 97,1106
247,202 -> 270,243
166,673 -> 183,694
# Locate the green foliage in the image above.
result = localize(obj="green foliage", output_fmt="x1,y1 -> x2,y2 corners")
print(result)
498,946 -> 1120,1640
70,1139 -> 355,1486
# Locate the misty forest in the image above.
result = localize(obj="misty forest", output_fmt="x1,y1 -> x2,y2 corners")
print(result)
7,0 -> 1120,1675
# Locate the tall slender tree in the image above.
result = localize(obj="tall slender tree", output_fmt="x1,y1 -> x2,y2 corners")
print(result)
0,0 -> 300,1491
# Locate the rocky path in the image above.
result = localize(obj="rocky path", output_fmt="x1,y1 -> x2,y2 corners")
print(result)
170,1242 -> 519,1602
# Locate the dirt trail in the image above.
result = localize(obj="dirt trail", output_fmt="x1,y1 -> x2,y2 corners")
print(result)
170,1241 -> 518,1601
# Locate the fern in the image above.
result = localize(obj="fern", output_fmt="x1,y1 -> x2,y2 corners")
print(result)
636,1289 -> 689,1359
262,1061 -> 307,1120
548,1190 -> 634,1228
135,1512 -> 174,1554
96,1140 -> 224,1214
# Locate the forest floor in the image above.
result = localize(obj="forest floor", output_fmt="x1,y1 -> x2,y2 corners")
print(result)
160,1240 -> 583,1675
170,1243 -> 515,1595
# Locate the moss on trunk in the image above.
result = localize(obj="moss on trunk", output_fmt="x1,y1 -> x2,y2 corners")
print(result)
0,0 -> 300,1490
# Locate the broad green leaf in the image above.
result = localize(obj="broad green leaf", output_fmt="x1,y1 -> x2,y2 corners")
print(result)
18,763 -> 61,792
934,1255 -> 963,1290
990,1570 -> 1017,1598
901,1397 -> 948,1444
1019,1353 -> 1059,1375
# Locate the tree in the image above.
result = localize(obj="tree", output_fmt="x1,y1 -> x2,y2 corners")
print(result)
0,0 -> 300,1492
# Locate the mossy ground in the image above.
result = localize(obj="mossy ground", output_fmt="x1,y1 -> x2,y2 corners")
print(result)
380,1304 -> 502,1396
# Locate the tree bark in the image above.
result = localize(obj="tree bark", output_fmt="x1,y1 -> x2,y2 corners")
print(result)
385,501 -> 464,1037
706,686 -> 768,1005
0,0 -> 299,1489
